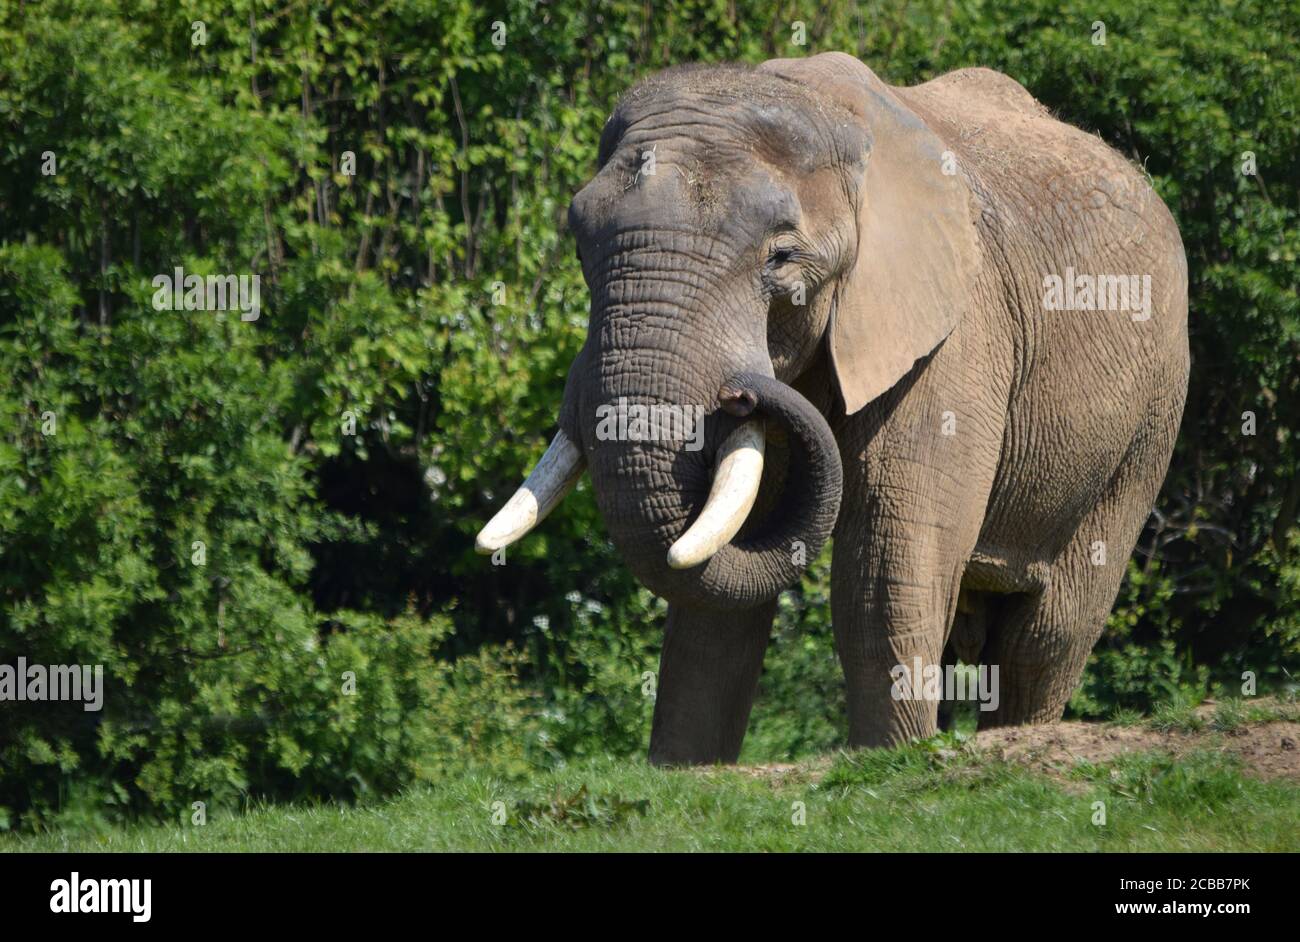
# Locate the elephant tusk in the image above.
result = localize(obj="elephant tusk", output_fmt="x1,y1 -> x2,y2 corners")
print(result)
667,420 -> 765,569
475,430 -> 586,554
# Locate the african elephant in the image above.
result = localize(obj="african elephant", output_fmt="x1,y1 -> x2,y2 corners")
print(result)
477,52 -> 1189,765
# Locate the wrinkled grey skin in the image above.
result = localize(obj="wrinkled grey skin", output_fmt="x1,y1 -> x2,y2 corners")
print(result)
552,53 -> 1189,764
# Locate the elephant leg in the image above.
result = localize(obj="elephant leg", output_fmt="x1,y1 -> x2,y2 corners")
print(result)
976,538 -> 1125,726
831,354 -> 1001,748
832,511 -> 978,748
648,600 -> 777,766
979,409 -> 1181,727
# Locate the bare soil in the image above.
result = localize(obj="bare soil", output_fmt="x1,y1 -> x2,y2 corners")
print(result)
975,716 -> 1300,784
725,699 -> 1300,785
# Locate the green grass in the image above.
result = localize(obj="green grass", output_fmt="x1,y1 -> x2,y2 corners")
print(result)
4,735 -> 1297,852
1207,696 -> 1300,732
1143,693 -> 1300,733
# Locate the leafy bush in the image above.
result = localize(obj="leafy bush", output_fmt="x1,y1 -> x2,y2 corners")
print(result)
1069,561 -> 1211,717
744,546 -> 846,761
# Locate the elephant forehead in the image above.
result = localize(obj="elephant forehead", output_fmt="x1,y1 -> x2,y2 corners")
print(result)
573,146 -> 801,241
613,102 -> 840,177
605,66 -> 861,174
612,63 -> 820,130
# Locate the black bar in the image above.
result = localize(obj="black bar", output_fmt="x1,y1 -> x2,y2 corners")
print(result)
2,852 -> 1289,927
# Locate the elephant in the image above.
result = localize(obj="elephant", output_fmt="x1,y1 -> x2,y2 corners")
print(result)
477,52 -> 1189,766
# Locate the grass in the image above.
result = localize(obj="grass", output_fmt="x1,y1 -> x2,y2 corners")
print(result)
1144,692 -> 1300,733
4,733 -> 1297,852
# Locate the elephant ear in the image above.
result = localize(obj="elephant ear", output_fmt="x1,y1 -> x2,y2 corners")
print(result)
759,53 -> 982,414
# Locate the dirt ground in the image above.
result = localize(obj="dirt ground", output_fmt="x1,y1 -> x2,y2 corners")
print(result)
727,699 -> 1300,785
975,713 -> 1300,784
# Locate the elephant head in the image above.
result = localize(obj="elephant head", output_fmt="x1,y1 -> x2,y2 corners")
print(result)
478,53 -> 981,612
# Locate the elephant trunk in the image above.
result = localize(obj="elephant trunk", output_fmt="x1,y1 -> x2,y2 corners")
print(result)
574,368 -> 842,612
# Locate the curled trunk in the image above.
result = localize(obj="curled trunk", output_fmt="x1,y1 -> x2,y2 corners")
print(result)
579,371 -> 842,611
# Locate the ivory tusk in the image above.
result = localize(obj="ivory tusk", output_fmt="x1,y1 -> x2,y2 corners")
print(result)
475,430 -> 586,554
666,421 -> 765,569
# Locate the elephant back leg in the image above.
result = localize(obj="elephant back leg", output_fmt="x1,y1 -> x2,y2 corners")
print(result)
978,389 -> 1184,726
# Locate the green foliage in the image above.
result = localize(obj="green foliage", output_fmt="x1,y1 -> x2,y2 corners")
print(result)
1069,561 -> 1212,717
526,588 -> 661,762
0,0 -> 1297,828
0,298 -> 537,824
744,545 -> 846,760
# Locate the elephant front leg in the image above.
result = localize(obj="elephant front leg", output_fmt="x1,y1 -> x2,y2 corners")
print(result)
648,600 -> 777,766
831,461 -> 991,748
833,536 -> 962,748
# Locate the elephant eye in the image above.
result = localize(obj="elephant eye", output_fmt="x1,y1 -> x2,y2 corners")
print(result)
768,246 -> 796,267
